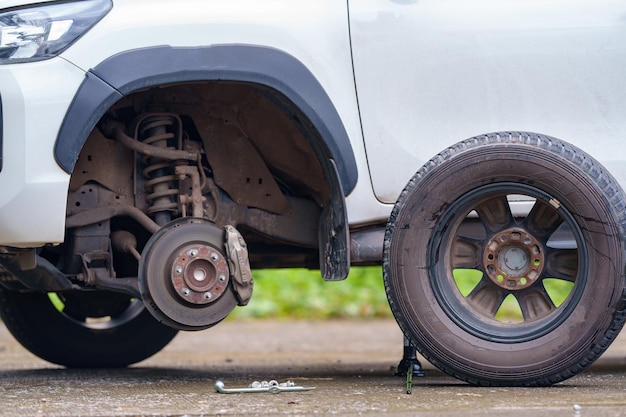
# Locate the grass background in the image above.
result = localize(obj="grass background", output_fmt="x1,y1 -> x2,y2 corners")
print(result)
228,267 -> 391,319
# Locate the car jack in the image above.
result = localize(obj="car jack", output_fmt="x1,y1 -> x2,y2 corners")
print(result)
395,336 -> 425,394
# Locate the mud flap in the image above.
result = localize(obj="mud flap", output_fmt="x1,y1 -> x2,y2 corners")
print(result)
319,160 -> 350,281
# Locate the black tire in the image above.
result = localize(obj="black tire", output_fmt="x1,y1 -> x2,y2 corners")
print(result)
0,288 -> 178,367
383,132 -> 626,386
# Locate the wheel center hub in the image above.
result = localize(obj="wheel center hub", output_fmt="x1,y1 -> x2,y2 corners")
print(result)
171,244 -> 230,305
500,246 -> 528,274
193,267 -> 207,281
483,228 -> 544,290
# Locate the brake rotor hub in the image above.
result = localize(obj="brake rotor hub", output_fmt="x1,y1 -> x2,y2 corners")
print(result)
139,219 -> 250,331
483,228 -> 544,290
171,244 -> 229,304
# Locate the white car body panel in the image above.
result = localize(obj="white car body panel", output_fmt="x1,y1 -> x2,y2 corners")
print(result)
349,0 -> 626,203
0,58 -> 85,246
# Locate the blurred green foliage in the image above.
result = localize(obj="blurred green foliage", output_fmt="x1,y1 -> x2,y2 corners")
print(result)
228,266 -> 392,320
229,267 -> 573,320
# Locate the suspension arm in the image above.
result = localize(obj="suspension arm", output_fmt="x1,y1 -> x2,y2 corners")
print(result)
100,119 -> 199,162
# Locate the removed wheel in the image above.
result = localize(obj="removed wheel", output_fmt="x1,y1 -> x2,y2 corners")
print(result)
383,132 -> 626,386
0,288 -> 178,367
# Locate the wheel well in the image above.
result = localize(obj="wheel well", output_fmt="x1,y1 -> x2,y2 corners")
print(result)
57,45 -> 355,279
67,80 -> 333,270
112,81 -> 331,207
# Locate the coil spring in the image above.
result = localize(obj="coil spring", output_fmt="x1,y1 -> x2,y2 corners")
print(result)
137,114 -> 184,218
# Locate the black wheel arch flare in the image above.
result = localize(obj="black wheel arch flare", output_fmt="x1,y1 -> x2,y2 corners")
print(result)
54,44 -> 357,280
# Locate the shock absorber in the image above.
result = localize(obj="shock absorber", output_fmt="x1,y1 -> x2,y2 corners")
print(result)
100,113 -> 204,226
136,113 -> 184,226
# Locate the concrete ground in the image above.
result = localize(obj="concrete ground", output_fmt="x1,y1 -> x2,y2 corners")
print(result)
1,319 -> 625,416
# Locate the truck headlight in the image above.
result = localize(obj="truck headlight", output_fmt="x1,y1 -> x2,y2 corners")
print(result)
0,0 -> 112,64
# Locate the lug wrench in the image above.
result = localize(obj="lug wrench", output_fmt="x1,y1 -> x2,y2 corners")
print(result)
214,380 -> 315,394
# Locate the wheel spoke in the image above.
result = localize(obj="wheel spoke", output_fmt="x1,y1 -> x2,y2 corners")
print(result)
467,278 -> 508,317
475,195 -> 514,234
523,200 -> 564,241
516,285 -> 556,321
451,235 -> 482,269
545,248 -> 579,282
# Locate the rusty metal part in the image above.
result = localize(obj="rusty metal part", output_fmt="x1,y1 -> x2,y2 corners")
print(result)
65,184 -> 114,279
118,83 -> 330,207
91,267 -> 141,299
139,218 -> 239,330
79,251 -> 114,286
66,189 -> 320,250
66,205 -> 160,234
212,189 -> 320,248
135,114 -> 185,224
69,128 -> 134,194
189,109 -> 291,215
75,249 -> 142,298
170,243 -> 230,305
225,225 -> 253,306
350,227 -> 384,265
483,227 -> 544,290
111,231 -> 142,261
97,89 -> 330,248
143,170 -> 179,215
176,165 -> 206,218
96,84 -> 350,274
102,119 -> 199,162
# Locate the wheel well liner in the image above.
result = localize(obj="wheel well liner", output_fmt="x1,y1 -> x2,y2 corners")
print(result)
54,44 -> 358,195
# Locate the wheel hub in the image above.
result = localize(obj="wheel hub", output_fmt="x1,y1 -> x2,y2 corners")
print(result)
171,244 -> 229,305
483,228 -> 544,290
139,219 -> 243,330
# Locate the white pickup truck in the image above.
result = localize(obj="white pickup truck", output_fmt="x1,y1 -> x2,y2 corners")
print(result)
1,0 -> 626,386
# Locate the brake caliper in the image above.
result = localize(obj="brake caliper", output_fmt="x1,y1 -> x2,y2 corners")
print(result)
225,225 -> 254,306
